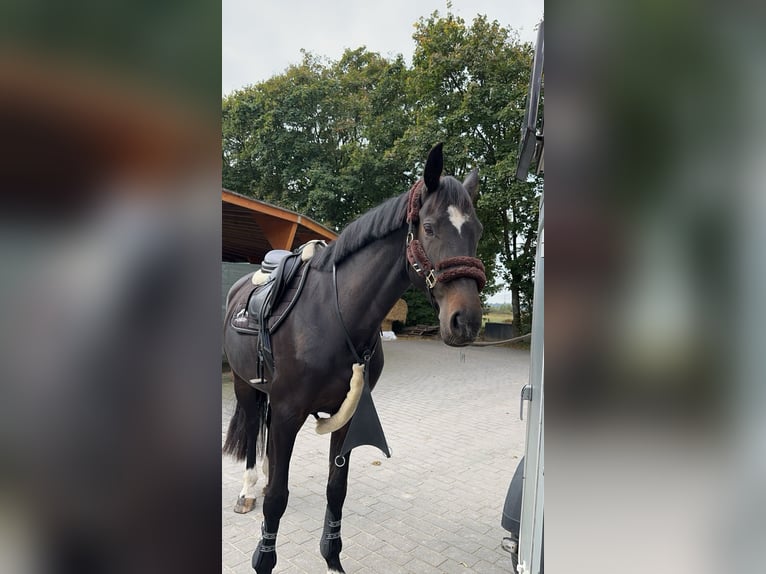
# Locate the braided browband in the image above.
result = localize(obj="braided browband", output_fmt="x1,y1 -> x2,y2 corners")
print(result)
405,179 -> 486,291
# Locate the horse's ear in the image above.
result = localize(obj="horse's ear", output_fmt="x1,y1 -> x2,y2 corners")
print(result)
423,143 -> 444,194
463,168 -> 479,202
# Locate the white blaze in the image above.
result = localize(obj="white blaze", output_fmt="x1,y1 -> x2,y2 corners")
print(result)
447,205 -> 469,234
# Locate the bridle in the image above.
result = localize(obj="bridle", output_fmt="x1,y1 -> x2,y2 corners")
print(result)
405,179 -> 487,294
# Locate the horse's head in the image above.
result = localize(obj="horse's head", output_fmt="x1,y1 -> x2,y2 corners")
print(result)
406,143 -> 486,347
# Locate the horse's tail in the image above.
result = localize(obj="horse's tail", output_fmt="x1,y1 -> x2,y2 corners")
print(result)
223,386 -> 268,461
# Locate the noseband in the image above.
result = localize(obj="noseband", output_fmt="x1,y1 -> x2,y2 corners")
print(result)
405,179 -> 486,292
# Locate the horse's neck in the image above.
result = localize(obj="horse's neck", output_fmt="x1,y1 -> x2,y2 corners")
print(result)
334,226 -> 411,346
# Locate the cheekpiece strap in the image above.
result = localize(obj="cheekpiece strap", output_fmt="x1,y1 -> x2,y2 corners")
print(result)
406,179 -> 424,225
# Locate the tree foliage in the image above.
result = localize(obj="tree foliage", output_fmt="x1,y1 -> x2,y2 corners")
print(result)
223,48 -> 411,230
222,11 -> 542,332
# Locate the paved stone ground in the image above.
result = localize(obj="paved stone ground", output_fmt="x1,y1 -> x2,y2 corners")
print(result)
222,338 -> 529,573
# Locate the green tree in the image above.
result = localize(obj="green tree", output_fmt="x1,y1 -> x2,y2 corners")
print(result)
223,48 -> 411,230
395,11 -> 540,334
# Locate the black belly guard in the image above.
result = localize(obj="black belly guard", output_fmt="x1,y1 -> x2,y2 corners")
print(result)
337,356 -> 391,464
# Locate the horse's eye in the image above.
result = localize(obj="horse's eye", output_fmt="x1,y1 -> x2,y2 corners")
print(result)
423,222 -> 434,236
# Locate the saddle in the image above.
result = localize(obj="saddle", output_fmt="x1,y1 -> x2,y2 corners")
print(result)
230,241 -> 325,383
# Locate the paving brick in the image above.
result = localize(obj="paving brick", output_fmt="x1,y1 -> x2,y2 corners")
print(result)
396,556 -> 444,574
222,339 -> 529,572
340,540 -> 372,563
442,546 -> 479,571
470,558 -> 506,573
472,544 -> 507,565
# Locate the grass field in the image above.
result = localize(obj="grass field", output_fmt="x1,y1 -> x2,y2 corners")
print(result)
483,311 -> 513,326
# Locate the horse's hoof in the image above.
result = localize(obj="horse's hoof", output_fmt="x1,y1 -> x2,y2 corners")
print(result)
234,495 -> 257,514
252,546 -> 277,574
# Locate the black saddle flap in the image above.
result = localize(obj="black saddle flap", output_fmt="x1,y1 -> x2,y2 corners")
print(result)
247,281 -> 274,318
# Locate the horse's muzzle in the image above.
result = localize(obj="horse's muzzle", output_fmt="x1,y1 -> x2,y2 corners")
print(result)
441,307 -> 482,347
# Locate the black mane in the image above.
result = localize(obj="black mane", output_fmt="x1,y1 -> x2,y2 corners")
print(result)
310,175 -> 471,271
311,191 -> 409,271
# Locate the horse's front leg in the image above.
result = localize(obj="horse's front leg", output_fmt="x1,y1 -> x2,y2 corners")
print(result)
321,426 -> 351,574
251,408 -> 301,574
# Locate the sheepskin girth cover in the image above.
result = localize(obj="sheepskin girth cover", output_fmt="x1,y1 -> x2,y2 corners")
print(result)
316,363 -> 365,435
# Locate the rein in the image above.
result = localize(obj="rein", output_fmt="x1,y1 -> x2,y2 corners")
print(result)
405,179 -> 486,292
331,263 -> 390,467
332,263 -> 378,366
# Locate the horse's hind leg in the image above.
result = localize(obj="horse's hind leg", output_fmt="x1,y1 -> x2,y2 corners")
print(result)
226,375 -> 268,514
234,424 -> 260,513
321,426 -> 352,574
251,406 -> 302,574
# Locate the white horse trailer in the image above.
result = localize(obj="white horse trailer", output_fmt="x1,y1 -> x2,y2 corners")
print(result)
502,19 -> 544,574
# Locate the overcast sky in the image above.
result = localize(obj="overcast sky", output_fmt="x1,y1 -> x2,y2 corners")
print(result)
223,0 -> 543,95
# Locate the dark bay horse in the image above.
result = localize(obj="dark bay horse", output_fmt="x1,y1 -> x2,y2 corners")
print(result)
223,144 -> 485,573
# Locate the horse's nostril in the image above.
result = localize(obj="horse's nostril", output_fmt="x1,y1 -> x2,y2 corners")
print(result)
450,311 -> 462,332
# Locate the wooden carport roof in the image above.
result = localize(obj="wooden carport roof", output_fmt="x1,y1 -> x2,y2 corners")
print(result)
222,189 -> 337,263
